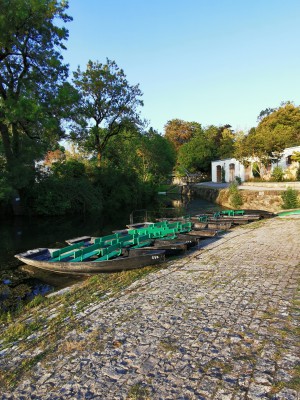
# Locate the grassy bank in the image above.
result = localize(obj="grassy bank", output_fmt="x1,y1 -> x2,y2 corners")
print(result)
0,265 -> 165,388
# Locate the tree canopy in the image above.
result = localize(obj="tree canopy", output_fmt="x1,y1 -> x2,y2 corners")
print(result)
234,102 -> 300,164
71,59 -> 144,166
164,119 -> 202,151
0,0 -> 74,193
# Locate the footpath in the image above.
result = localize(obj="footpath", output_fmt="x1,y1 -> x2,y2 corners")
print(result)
1,216 -> 299,399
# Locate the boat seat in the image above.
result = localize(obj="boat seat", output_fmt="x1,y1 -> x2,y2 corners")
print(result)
117,234 -> 135,247
51,241 -> 85,261
94,233 -> 120,246
131,234 -> 153,248
179,222 -> 192,232
93,244 -> 122,261
158,228 -> 177,239
71,243 -> 103,262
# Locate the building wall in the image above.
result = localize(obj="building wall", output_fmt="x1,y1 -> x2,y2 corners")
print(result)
211,159 -> 246,183
211,146 -> 300,183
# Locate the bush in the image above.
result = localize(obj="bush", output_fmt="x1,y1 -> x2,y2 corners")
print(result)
221,167 -> 226,183
235,176 -> 242,185
228,183 -> 243,209
296,167 -> 300,181
271,166 -> 284,182
252,162 -> 260,178
281,188 -> 300,209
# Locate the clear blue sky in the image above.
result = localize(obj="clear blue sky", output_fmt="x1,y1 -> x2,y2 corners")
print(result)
63,0 -> 300,134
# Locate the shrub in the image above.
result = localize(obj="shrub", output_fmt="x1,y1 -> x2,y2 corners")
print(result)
221,167 -> 226,183
235,176 -> 242,185
271,166 -> 284,182
252,162 -> 260,178
296,167 -> 300,181
228,183 -> 243,209
281,188 -> 300,209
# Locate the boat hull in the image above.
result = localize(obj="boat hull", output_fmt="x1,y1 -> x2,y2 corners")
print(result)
15,248 -> 165,275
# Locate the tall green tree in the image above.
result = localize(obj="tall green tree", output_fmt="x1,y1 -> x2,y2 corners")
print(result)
104,127 -> 176,184
0,0 -> 73,198
72,59 -> 144,166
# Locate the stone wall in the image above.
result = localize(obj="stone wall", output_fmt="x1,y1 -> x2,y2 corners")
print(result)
192,185 -> 300,212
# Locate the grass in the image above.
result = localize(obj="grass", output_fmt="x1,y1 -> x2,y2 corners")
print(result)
0,264 -> 165,388
127,383 -> 151,400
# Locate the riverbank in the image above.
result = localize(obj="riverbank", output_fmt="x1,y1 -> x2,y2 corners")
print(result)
192,182 -> 300,212
0,216 -> 299,399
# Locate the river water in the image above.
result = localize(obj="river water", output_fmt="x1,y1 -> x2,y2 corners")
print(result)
0,195 -> 221,311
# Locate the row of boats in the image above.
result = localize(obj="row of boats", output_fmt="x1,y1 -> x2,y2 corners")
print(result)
15,209 -> 275,275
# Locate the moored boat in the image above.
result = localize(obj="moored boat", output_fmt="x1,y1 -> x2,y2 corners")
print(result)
66,235 -> 189,256
15,246 -> 166,275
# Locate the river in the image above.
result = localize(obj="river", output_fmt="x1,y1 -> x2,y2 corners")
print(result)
0,195 -> 221,311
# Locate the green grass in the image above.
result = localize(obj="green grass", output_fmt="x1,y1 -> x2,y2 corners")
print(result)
0,264 -> 165,388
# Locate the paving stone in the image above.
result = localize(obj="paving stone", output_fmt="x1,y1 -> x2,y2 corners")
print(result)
0,217 -> 299,399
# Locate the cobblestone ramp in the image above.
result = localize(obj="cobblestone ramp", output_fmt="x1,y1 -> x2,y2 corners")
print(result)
1,217 -> 299,399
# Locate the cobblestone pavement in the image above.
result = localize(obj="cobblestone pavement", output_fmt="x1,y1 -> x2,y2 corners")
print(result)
1,217 -> 299,399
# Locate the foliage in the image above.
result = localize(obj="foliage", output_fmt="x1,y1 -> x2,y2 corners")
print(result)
221,167 -> 226,183
281,188 -> 300,209
175,123 -> 235,175
228,183 -> 243,208
71,59 -> 143,166
164,119 -> 202,151
271,166 -> 284,182
235,176 -> 242,185
205,124 -> 235,160
291,151 -> 300,163
235,102 -> 300,164
25,160 -> 103,215
296,167 -> 300,181
176,128 -> 213,173
0,0 -> 75,195
90,165 -> 156,213
103,127 -> 175,184
252,162 -> 261,178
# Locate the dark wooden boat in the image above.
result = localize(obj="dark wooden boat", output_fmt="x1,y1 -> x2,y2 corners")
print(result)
66,236 -> 188,256
193,221 -> 232,230
15,247 -> 165,275
140,239 -> 187,255
207,217 -> 249,225
185,229 -> 219,237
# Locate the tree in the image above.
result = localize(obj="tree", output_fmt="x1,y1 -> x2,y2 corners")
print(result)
254,102 -> 300,157
72,59 -> 144,166
291,151 -> 300,162
164,119 -> 202,151
103,127 -> 176,184
177,130 -> 214,174
0,0 -> 73,198
257,107 -> 276,122
235,103 -> 300,168
205,124 -> 235,160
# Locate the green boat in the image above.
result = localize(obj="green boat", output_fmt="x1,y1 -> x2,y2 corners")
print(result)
277,209 -> 300,217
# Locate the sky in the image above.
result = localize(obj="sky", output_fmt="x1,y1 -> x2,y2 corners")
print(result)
62,0 -> 300,135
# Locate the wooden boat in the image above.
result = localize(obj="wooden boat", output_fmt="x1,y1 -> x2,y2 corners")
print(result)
207,217 -> 249,225
66,236 -> 188,256
15,247 -> 165,275
184,229 -> 219,237
138,239 -> 187,256
193,221 -> 232,230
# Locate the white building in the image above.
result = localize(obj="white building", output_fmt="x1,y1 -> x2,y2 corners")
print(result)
211,146 -> 300,183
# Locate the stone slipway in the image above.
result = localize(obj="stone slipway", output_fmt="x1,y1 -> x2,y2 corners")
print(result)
1,217 -> 300,399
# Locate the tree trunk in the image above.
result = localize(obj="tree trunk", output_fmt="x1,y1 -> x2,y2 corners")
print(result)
97,150 -> 102,167
0,120 -> 14,170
